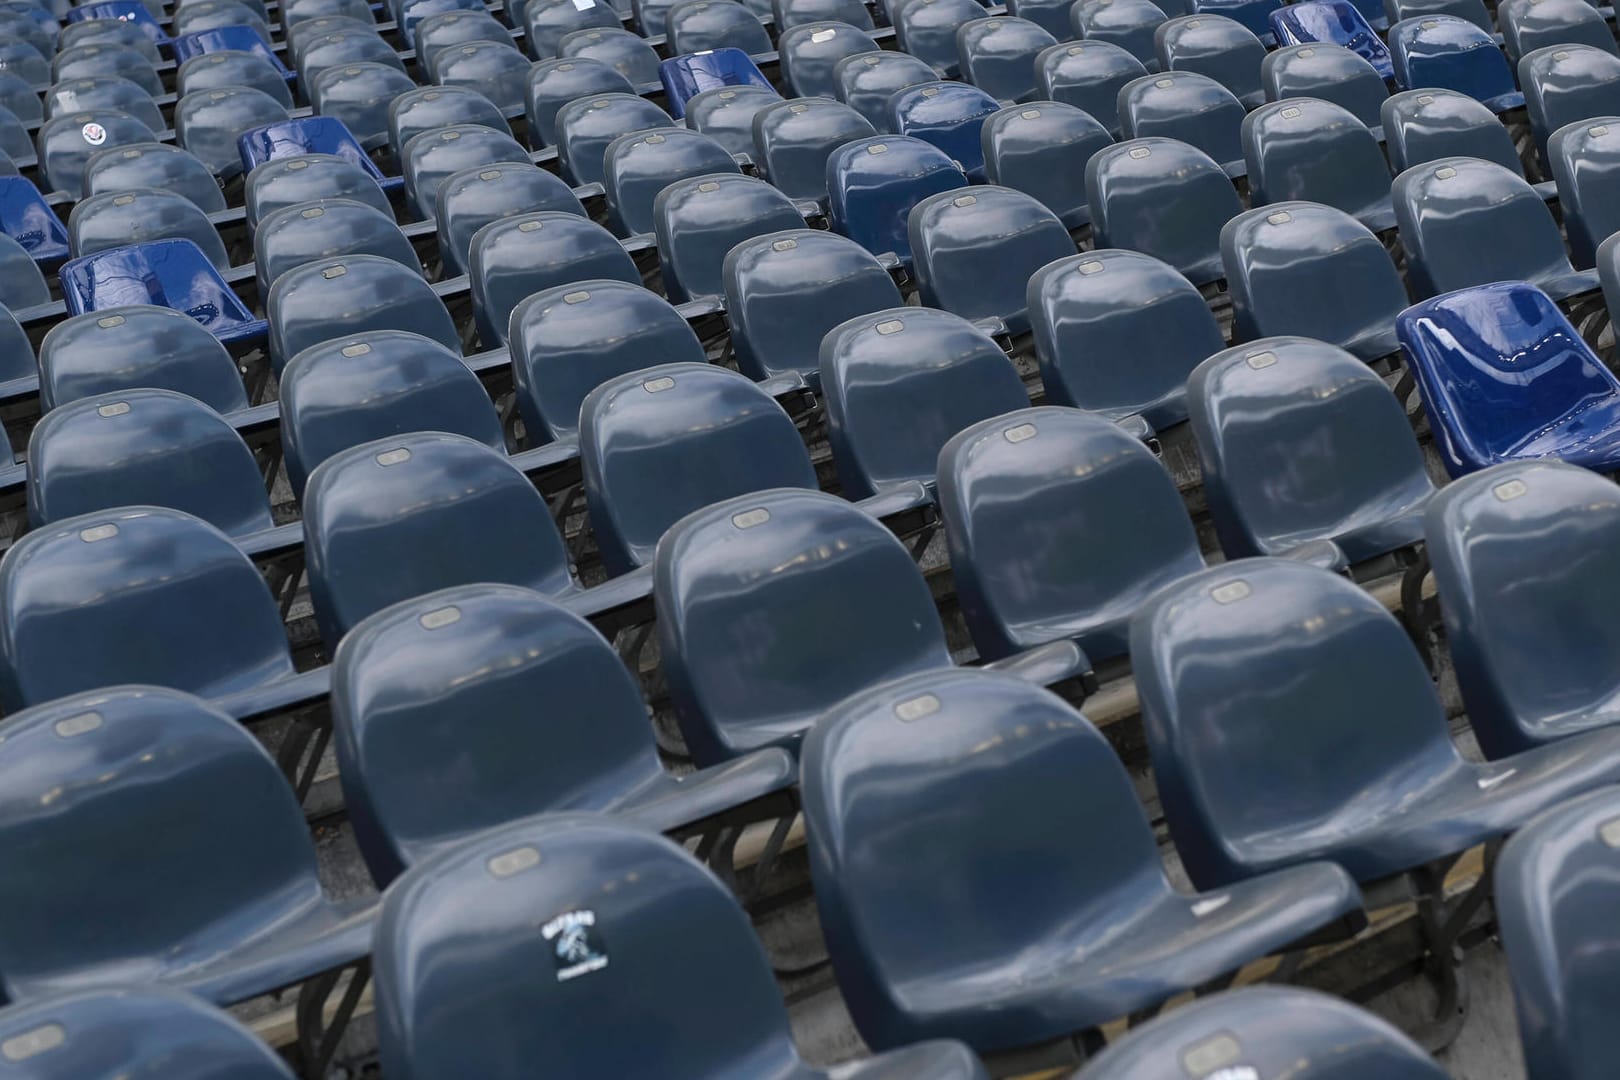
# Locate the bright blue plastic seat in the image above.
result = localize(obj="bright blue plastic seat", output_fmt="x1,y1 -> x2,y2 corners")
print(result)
894,0 -> 991,74
0,233 -> 46,309
268,253 -> 459,375
658,49 -> 775,117
373,814 -> 988,1080
980,101 -> 1110,229
1261,42 -> 1389,125
68,187 -> 229,271
1035,39 -> 1146,136
436,160 -> 586,276
604,127 -> 738,237
1381,87 -> 1526,175
1502,0 -> 1616,68
1085,136 -> 1241,285
751,97 -> 876,204
1029,249 -> 1219,430
0,175 -> 69,268
779,21 -> 880,99
238,116 -> 401,194
1155,13 -> 1267,107
175,86 -> 291,179
1188,337 -> 1434,565
253,197 -> 418,297
389,87 -> 511,157
667,0 -> 772,54
554,91 -> 674,184
834,49 -> 938,130
1521,44 -> 1620,167
525,58 -> 635,147
686,83 -> 783,155
828,134 -> 969,263
37,108 -> 156,197
310,61 -> 417,149
1242,97 -> 1394,230
244,152 -> 392,230
432,40 -> 530,115
401,122 -> 532,220
43,73 -> 162,131
59,239 -> 268,351
1390,14 -> 1523,112
821,306 -> 1029,499
39,304 -> 249,414
957,16 -> 1058,103
469,211 -> 640,346
1072,0 -> 1167,73
1271,0 -> 1392,73
1118,70 -> 1245,171
723,228 -> 901,385
653,173 -> 803,302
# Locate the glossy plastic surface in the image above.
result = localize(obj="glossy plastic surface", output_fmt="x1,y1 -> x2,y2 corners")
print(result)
39,304 -> 249,414
526,0 -> 619,58
69,188 -> 229,269
59,238 -> 267,349
401,122 -> 530,220
38,109 -> 156,197
52,44 -> 162,97
752,97 -> 875,204
175,86 -> 290,178
1085,137 -> 1241,285
1261,42 -> 1388,124
1072,0 -> 1167,72
435,160 -> 585,277
0,175 -> 68,267
688,83 -> 784,154
43,74 -> 163,131
1118,70 -> 1245,168
433,40 -> 530,114
833,50 -> 938,130
605,127 -> 738,236
1389,15 -> 1522,112
418,10 -> 517,64
85,143 -> 226,214
310,61 -> 416,149
268,253 -> 459,374
958,16 -> 1056,102
244,152 -> 391,230
1271,1 -> 1392,74
237,116 -> 395,193
178,51 -> 295,109
653,173 -> 803,302
658,49 -> 774,117
558,26 -> 661,86
390,85 -> 511,154
1381,87 -> 1524,174
253,197 -> 417,297
668,0 -> 772,55
1521,44 -> 1620,164
524,59 -> 634,148
780,21 -> 880,98
828,134 -> 968,263
0,233 -> 48,309
555,91 -> 673,184
894,0 -> 990,74
296,27 -> 408,84
1242,97 -> 1393,228
470,211 -> 640,346
1155,13 -> 1266,107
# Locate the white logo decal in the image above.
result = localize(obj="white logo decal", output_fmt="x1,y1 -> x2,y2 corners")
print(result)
81,122 -> 107,146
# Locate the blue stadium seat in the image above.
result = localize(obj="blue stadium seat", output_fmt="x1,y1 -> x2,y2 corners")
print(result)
980,102 -> 1111,228
908,186 -> 1073,333
834,49 -> 939,130
436,160 -> 586,276
269,255 -> 459,374
526,60 -> 634,148
281,330 -> 502,496
667,0 -> 772,54
1382,87 -> 1526,175
779,20 -> 881,98
1221,202 -> 1407,359
1073,987 -> 1448,1079
724,228 -> 903,384
470,211 -> 641,346
1242,98 -> 1395,230
509,278 -> 707,442
1522,44 -> 1620,166
653,173 -> 803,302
1086,137 -> 1241,285
432,40 -> 531,115
558,26 -> 661,85
1029,249 -> 1220,429
554,91 -> 674,185
658,48 -> 775,117
389,86 -> 510,155
84,143 -> 226,215
1155,14 -> 1267,107
68,188 -> 229,271
0,233 -> 47,309
1384,0 -> 1491,32
1271,0 -> 1392,71
38,108 -> 156,197
581,364 -> 818,573
1390,15 -> 1523,112
26,389 -> 273,538
1549,118 -> 1620,269
957,16 -> 1058,102
687,83 -> 784,155
177,50 -> 295,110
939,408 -> 1204,661
296,27 -> 408,84
0,987 -> 298,1079
1502,0 -> 1615,67
60,239 -> 268,352
1261,43 -> 1389,125
374,814 -> 988,1080
526,0 -> 620,56
173,26 -> 287,71
254,198 -> 419,297
0,685 -> 375,1001
1401,281 -> 1620,475
1189,337 -> 1434,567
805,667 -> 1361,1056
311,61 -> 417,149
333,585 -> 796,884
175,86 -> 291,180
0,175 -> 69,268
752,97 -> 877,204
1393,156 -> 1596,299
238,116 -> 400,194
0,513 -> 299,709
43,73 -> 163,131
888,80 -> 999,180
39,304 -> 249,414
52,44 -> 162,97
401,122 -> 532,221
604,127 -> 738,237
1035,40 -> 1147,136
244,152 -> 392,230
303,433 -> 579,646
1118,70 -> 1246,172
822,307 -> 1029,499
1073,0 -> 1167,72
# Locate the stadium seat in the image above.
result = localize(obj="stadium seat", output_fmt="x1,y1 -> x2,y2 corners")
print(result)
470,211 -> 641,346
52,44 -> 162,97
1156,14 -> 1267,107
284,0 -> 375,25
68,188 -> 227,271
0,685 -> 376,1001
687,83 -> 784,155
0,105 -> 27,160
0,175 -> 70,268
1134,557 -> 1620,888
0,987 -> 298,1079
1393,156 -> 1596,299
26,388 -> 273,538
939,408 -> 1204,660
1086,137 -> 1242,285
310,61 -> 417,149
269,254 -> 459,374
39,304 -> 249,414
1522,44 -> 1620,166
1242,98 -> 1395,229
653,173 -> 804,302
390,86 -> 512,154
1072,987 -> 1448,1079
526,0 -> 620,57
1118,70 -> 1246,172
0,233 -> 47,309
604,127 -> 739,237
0,40 -> 49,86
1390,15 -> 1523,112
557,26 -> 660,86
417,10 -> 517,63
177,50 -> 295,110
244,152 -> 392,230
60,239 -> 268,352
43,74 -> 163,132
1008,0 -> 1079,38
173,0 -> 274,40
175,86 -> 290,179
1029,249 -> 1220,429
38,109 -> 156,197
2,6 -> 59,55
666,0 -> 772,54
887,80 -> 999,180
822,307 -> 1030,499
432,40 -> 531,115
908,186 -> 1074,333
1549,118 -> 1620,269
373,814 -> 987,1079
752,97 -> 877,204
238,116 -> 399,194
658,49 -> 776,118
297,28 -> 408,84
61,19 -> 160,64
525,59 -> 634,148
1189,337 -> 1433,566
1384,0 -> 1491,32
980,102 -> 1112,228
254,198 -> 419,297
834,50 -> 939,130
1381,87 -> 1526,175
1261,43 -> 1389,126
281,330 -> 503,496
1073,0 -> 1167,72
777,0 -> 876,29
1221,203 -> 1407,359
802,667 -> 1362,1055
1035,40 -> 1146,137
1502,0 -> 1616,68
84,143 -> 227,215
779,20 -> 881,98
436,160 -> 586,276
0,71 -> 40,124
0,304 -> 32,384
893,0 -> 990,74
401,123 -> 532,221
957,16 -> 1058,102
554,92 -> 674,185
1270,0 -> 1393,74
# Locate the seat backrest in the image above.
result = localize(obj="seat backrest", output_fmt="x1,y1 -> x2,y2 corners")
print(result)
1188,336 -> 1434,558
68,187 -> 230,269
0,302 -> 31,384
752,96 -> 877,204
435,161 -> 583,279
39,304 -> 249,413
415,7 -> 515,58
658,49 -> 776,118
1085,136 -> 1242,285
526,0 -> 620,57
1029,248 -> 1221,428
554,91 -> 674,185
653,173 -> 803,302
0,175 -> 70,266
827,134 -> 969,263
1380,86 -> 1524,174
432,40 -> 530,114
178,50 -> 295,110
655,488 -> 953,763
52,45 -> 162,98
58,238 -> 261,346
1391,155 -> 1573,297
667,0 -> 771,54
237,115 -> 385,186
776,0 -> 875,29
401,122 -> 532,219
1545,118 -> 1620,269
604,127 -> 738,237
888,80 -> 1000,180
981,101 -> 1111,229
310,60 -> 416,148
1270,2 -> 1394,73
38,109 -> 156,197
0,686 -> 326,995
524,59 -> 633,148
894,0 -> 990,74
27,388 -> 272,537
907,185 -> 1073,333
557,26 -> 662,87
390,85 -> 510,155
686,83 -> 784,155
175,85 -> 291,179
1385,0 -> 1491,30
581,363 -> 817,573
0,510 -> 295,709
1156,14 -> 1266,104
1132,558 -> 1458,887
1522,44 -> 1620,160
1389,14 -> 1517,108
821,306 -> 1030,499
0,40 -> 48,87
253,197 -> 419,297
1118,70 -> 1246,167
939,407 -> 1202,660
957,16 -> 1057,103
296,26 -> 408,84
1502,0 -> 1615,66
375,816 -> 807,1079
833,49 -> 938,130
1072,0 -> 1167,73
60,19 -> 160,64
304,432 -> 575,646
268,253 -> 460,375
244,152 -> 391,229
469,211 -> 640,346
1220,201 -> 1408,357
510,278 -> 707,442
1242,97 -> 1391,221
778,19 -> 880,98
1397,281 -> 1620,476
280,329 -> 504,496
1261,43 -> 1389,126
0,232 -> 48,310
43,73 -> 163,131
83,142 -> 228,213
723,227 -> 903,383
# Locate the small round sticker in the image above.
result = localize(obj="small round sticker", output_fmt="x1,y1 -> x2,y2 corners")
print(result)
81,122 -> 107,146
